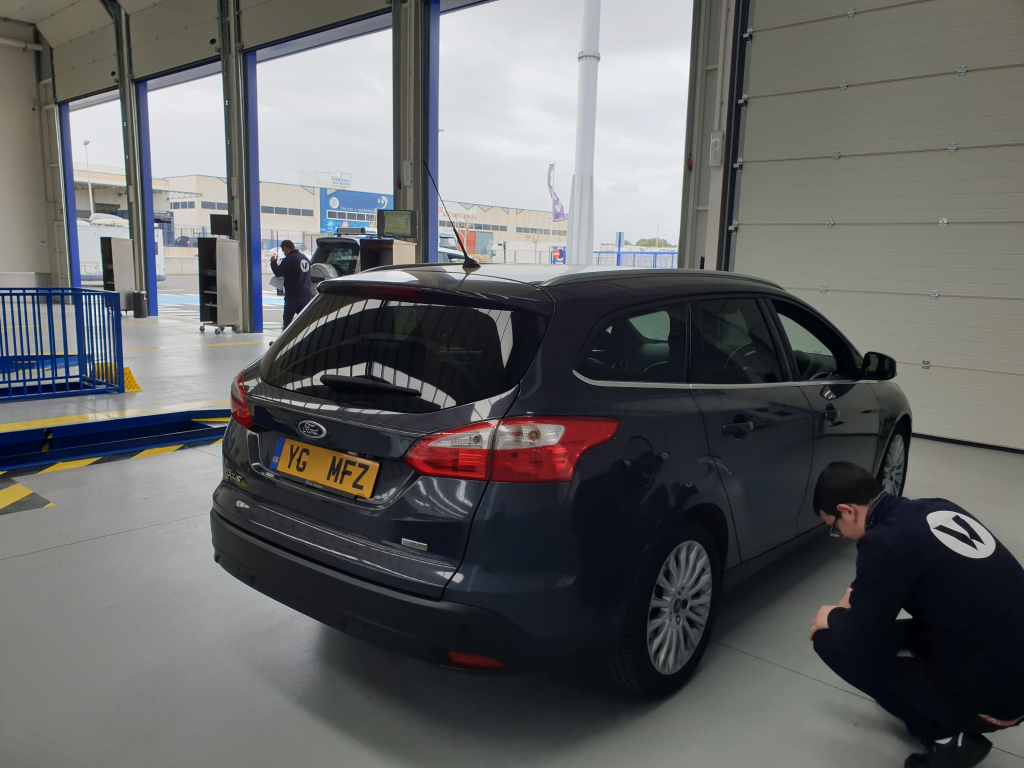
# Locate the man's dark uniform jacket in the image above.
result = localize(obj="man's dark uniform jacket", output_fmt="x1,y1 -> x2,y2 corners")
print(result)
814,494 -> 1024,719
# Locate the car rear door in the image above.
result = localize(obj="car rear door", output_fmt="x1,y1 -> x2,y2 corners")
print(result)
688,296 -> 814,561
766,299 -> 881,534
236,276 -> 553,597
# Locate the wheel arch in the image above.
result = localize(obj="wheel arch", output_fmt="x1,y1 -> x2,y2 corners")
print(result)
685,502 -> 730,568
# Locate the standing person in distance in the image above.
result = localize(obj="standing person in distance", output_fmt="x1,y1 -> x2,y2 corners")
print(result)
270,240 -> 314,330
809,462 -> 1024,768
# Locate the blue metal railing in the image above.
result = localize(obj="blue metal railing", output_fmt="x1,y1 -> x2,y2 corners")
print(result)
0,287 -> 125,402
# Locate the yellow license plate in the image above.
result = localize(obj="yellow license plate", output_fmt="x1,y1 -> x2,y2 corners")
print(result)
269,437 -> 380,499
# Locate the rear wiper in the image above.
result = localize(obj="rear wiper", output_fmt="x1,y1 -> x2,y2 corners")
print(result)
319,374 -> 421,397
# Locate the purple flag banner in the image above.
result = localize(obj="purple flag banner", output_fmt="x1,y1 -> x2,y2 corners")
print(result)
548,164 -> 566,222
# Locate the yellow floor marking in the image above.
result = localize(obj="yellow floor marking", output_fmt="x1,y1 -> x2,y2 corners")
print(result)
212,439 -> 223,446
133,445 -> 183,459
0,484 -> 33,509
39,457 -> 102,473
0,399 -> 229,434
45,502 -> 55,508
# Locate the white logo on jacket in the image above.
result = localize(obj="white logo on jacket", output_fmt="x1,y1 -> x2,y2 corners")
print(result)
926,510 -> 996,559
299,258 -> 310,273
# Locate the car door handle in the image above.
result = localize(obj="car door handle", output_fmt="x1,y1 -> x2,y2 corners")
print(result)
820,409 -> 841,422
722,421 -> 754,437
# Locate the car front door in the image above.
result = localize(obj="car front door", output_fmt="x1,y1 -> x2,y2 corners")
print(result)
689,297 -> 814,561
767,299 -> 882,534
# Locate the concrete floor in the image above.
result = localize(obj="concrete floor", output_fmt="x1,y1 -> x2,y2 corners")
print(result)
0,436 -> 1022,767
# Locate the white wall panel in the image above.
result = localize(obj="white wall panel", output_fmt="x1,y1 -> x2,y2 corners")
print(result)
52,24 -> 118,102
35,0 -> 111,47
240,0 -> 387,50
0,22 -> 52,281
130,0 -> 219,79
725,0 -> 1024,449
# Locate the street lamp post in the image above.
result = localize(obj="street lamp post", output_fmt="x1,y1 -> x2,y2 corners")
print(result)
83,139 -> 95,216
566,0 -> 602,265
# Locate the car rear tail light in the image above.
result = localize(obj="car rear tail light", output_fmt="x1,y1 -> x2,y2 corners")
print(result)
402,417 -> 618,483
446,651 -> 506,670
230,371 -> 255,429
490,417 -> 619,482
402,420 -> 498,480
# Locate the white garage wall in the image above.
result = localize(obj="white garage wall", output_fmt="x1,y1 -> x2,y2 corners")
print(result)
0,22 -> 52,284
725,0 -> 1024,450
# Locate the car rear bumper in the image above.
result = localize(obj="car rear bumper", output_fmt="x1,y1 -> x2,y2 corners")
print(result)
210,509 -> 591,671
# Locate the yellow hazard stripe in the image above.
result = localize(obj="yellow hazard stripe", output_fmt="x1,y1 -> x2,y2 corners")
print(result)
0,484 -> 34,510
0,399 -> 229,433
133,445 -> 183,459
39,457 -> 102,473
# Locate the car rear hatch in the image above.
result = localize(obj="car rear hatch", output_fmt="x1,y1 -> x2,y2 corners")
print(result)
238,268 -> 553,597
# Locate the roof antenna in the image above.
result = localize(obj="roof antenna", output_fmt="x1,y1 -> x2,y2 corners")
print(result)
422,159 -> 480,273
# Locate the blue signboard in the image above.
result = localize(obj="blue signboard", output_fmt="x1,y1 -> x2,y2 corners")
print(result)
321,189 -> 393,235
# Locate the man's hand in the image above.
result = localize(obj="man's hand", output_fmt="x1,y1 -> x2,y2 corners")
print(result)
838,588 -> 852,609
810,604 -> 835,640
271,255 -> 278,265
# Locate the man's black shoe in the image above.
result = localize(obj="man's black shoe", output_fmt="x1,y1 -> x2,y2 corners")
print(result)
903,733 -> 992,768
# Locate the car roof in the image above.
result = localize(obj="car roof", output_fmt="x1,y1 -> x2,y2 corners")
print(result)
361,263 -> 783,291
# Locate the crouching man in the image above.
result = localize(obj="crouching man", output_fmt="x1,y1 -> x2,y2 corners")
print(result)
810,462 -> 1024,768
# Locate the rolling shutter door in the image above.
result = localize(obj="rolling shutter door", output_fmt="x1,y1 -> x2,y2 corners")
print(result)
728,0 -> 1024,450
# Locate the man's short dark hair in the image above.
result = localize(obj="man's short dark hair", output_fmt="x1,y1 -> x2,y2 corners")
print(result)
280,240 -> 295,250
813,462 -> 882,518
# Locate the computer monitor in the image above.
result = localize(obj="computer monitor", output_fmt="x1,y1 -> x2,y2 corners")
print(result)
210,214 -> 232,237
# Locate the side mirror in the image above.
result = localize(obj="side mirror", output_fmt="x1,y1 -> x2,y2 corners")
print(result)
861,351 -> 896,381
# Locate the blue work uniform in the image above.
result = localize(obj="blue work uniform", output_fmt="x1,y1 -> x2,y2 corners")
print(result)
814,494 -> 1024,740
271,250 -> 314,328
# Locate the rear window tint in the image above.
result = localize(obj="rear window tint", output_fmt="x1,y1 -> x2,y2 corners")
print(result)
261,294 -> 548,413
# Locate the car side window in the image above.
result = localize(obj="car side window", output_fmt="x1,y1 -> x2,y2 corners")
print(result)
576,305 -> 687,383
771,301 -> 850,380
689,298 -> 784,385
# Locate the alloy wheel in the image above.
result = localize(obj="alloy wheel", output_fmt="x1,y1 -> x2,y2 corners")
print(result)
881,433 -> 906,495
647,540 -> 712,676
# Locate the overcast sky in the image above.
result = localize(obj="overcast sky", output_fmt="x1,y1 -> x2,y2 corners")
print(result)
69,0 -> 692,246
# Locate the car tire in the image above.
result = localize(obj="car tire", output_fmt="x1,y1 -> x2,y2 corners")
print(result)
600,519 -> 721,697
878,424 -> 910,497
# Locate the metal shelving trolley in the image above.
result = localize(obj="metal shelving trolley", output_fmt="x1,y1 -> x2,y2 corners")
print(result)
197,238 -> 243,334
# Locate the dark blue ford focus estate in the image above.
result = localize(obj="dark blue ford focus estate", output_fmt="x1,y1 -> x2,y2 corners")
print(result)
211,264 -> 911,696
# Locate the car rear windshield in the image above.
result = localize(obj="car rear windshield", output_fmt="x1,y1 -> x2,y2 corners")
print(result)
316,244 -> 359,276
261,292 -> 549,413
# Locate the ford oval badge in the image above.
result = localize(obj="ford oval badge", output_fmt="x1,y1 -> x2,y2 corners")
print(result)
297,420 -> 327,440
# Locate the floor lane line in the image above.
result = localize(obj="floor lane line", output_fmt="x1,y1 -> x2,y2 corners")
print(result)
0,399 -> 230,433
132,445 -> 183,459
38,458 -> 102,473
0,483 -> 33,510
